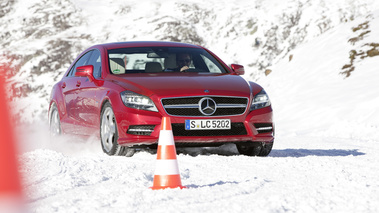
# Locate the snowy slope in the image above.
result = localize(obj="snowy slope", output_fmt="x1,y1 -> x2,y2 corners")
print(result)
14,6 -> 379,213
2,0 -> 379,123
261,10 -> 379,141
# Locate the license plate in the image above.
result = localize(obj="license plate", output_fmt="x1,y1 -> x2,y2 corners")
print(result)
185,119 -> 231,130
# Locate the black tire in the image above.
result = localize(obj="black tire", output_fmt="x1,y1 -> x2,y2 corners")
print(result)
49,103 -> 61,137
259,142 -> 273,156
236,142 -> 273,157
100,102 -> 135,157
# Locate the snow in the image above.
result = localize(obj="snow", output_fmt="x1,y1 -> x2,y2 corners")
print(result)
19,133 -> 379,212
261,11 -> 379,141
3,0 -> 379,124
2,0 -> 379,212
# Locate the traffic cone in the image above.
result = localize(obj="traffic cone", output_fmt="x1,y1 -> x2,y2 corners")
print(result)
151,117 -> 186,190
0,75 -> 24,212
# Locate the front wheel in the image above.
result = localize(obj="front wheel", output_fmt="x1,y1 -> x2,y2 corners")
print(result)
49,103 -> 61,137
100,102 -> 135,157
236,142 -> 273,157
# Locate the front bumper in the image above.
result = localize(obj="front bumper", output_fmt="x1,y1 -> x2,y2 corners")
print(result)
113,104 -> 274,147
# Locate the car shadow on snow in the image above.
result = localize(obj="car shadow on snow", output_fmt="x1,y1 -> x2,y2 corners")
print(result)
147,144 -> 365,158
269,149 -> 365,158
172,145 -> 365,158
175,144 -> 240,157
185,180 -> 241,189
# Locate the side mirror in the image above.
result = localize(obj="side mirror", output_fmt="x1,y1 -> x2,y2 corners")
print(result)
231,64 -> 245,75
75,65 -> 94,81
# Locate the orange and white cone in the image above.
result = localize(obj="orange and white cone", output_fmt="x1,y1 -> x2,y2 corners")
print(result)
151,117 -> 186,190
0,75 -> 25,212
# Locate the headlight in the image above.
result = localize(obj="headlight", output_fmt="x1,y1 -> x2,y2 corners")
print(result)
120,91 -> 158,112
250,89 -> 271,110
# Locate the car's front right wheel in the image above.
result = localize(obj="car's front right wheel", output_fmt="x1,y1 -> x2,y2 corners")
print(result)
49,102 -> 61,137
100,102 -> 135,157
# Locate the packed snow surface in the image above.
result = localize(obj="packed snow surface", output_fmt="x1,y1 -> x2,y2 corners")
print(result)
5,1 -> 379,213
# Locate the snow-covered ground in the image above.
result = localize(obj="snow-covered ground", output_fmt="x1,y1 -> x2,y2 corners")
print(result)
13,8 -> 379,213
19,136 -> 378,213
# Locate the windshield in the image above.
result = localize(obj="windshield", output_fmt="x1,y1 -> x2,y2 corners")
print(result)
107,47 -> 228,74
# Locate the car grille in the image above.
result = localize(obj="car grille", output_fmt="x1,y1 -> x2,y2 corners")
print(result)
161,96 -> 248,117
172,123 -> 247,136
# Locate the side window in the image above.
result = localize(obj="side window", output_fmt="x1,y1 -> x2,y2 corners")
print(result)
67,66 -> 75,77
67,51 -> 93,77
87,49 -> 102,78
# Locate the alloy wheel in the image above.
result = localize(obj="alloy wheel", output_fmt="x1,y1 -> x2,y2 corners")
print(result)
50,105 -> 61,136
101,106 -> 116,152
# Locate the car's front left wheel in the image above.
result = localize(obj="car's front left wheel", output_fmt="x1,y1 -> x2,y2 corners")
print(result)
100,102 -> 135,157
236,142 -> 273,157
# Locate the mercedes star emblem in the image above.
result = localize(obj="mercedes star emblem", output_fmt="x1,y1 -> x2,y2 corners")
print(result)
199,97 -> 217,115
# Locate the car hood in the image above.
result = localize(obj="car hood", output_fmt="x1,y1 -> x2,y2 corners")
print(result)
108,73 -> 252,98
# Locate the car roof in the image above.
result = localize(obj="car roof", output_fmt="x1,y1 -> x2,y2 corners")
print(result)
93,41 -> 202,50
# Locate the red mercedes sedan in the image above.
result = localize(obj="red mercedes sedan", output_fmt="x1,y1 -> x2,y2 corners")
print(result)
49,41 -> 274,156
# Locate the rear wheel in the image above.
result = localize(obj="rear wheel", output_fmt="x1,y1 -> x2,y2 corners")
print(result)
49,103 -> 61,137
236,142 -> 273,157
100,102 -> 135,157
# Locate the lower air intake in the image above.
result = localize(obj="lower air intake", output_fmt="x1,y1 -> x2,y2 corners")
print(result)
127,125 -> 155,136
254,123 -> 273,134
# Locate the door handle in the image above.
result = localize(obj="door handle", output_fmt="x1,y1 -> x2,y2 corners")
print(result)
76,81 -> 81,87
62,82 -> 66,88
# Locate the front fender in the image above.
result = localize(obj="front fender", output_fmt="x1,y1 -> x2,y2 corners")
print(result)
49,82 -> 66,122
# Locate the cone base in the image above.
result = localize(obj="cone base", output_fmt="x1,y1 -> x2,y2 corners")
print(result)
150,174 -> 186,190
150,186 -> 187,190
